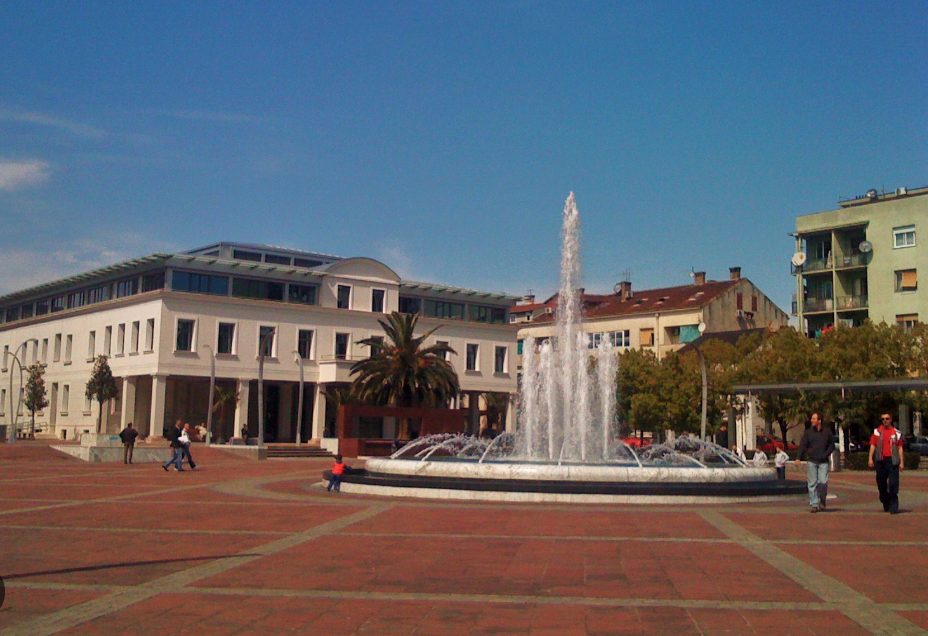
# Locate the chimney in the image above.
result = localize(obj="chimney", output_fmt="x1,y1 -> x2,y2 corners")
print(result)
617,280 -> 632,301
693,271 -> 706,285
729,266 -> 741,281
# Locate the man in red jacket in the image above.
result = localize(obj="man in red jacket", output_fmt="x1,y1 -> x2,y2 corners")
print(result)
868,412 -> 905,514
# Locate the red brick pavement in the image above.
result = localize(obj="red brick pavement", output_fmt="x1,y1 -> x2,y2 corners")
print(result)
0,441 -> 926,635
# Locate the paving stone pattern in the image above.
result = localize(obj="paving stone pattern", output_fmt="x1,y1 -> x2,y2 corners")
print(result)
0,442 -> 925,635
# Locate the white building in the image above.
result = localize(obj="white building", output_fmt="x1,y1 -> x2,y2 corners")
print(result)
0,242 -> 519,449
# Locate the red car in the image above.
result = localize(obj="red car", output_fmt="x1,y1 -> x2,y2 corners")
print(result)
621,436 -> 652,448
756,435 -> 797,455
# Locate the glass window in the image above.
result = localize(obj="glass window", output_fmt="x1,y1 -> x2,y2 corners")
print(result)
297,329 -> 314,359
104,326 -> 112,356
61,385 -> 69,414
232,277 -> 284,301
372,289 -> 385,313
264,254 -> 291,265
334,333 -> 349,359
173,271 -> 229,295
64,335 -> 72,363
142,271 -> 166,292
233,249 -> 262,262
288,284 -> 317,305
494,346 -> 507,373
897,314 -> 918,330
20,303 -> 34,319
145,319 -> 155,351
88,331 -> 96,359
895,269 -> 917,292
1,345 -> 7,371
894,225 -> 916,249
218,322 -> 236,354
293,257 -> 323,268
51,296 -> 65,312
117,324 -> 125,355
176,319 -> 195,351
517,339 -> 523,356
640,328 -> 655,347
87,284 -> 111,304
466,344 -> 479,371
66,291 -> 85,309
35,299 -> 49,315
258,325 -> 276,357
368,335 -> 384,357
337,285 -> 351,309
41,338 -> 48,363
610,330 -> 631,348
131,321 -> 140,353
54,334 -> 62,361
114,278 -> 137,298
436,340 -> 450,361
469,305 -> 507,324
5,307 -> 19,322
398,296 -> 421,314
424,299 -> 465,320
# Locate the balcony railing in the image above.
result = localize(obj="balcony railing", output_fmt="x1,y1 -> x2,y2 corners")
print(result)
835,253 -> 870,268
803,258 -> 830,272
803,297 -> 833,312
836,294 -> 868,310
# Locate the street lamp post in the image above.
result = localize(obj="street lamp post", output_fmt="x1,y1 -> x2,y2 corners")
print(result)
257,328 -> 275,446
293,351 -> 304,446
202,344 -> 215,446
695,323 -> 708,442
6,339 -> 38,444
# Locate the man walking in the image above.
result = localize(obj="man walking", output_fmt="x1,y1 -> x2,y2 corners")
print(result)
162,420 -> 185,472
797,412 -> 834,513
868,412 -> 905,514
118,422 -> 138,464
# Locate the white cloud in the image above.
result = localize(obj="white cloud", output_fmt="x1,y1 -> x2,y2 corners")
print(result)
0,234 -> 177,295
0,160 -> 50,191
0,109 -> 107,139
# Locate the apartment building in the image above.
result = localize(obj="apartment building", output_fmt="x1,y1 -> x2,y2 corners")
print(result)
792,185 -> 928,336
515,268 -> 788,359
0,242 -> 519,448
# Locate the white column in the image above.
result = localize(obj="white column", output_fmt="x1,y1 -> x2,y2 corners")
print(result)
149,375 -> 167,439
120,376 -> 137,429
312,383 -> 327,439
234,379 -> 250,438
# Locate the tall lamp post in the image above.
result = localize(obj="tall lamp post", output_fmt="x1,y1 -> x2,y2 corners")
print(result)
695,323 -> 708,442
202,344 -> 215,446
293,351 -> 304,446
6,338 -> 38,444
257,327 -> 275,446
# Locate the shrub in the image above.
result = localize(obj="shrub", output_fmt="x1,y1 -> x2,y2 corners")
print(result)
844,452 -> 920,471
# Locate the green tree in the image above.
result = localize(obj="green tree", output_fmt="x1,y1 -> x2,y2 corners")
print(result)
350,312 -> 459,407
85,355 -> 118,433
24,363 -> 48,436
616,348 -> 664,439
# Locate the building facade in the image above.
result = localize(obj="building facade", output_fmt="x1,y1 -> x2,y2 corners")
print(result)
0,242 -> 519,448
515,268 -> 788,360
792,186 -> 928,337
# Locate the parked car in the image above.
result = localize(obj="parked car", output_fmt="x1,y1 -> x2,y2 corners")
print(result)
907,436 -> 928,456
756,435 -> 797,455
621,436 -> 652,448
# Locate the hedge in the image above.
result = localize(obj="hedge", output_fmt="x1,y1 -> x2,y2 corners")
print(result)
844,451 -> 920,471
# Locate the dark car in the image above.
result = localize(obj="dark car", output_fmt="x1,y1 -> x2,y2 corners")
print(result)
907,436 -> 928,456
756,435 -> 797,455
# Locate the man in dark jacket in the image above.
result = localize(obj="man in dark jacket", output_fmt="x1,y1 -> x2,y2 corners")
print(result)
162,420 -> 185,472
118,422 -> 139,464
797,412 -> 835,513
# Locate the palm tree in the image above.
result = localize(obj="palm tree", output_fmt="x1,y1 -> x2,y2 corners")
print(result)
351,312 -> 460,408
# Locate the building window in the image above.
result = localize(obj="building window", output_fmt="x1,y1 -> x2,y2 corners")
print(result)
398,296 -> 421,314
176,319 -> 196,352
64,335 -> 72,363
368,335 -> 384,358
232,277 -> 284,301
372,289 -> 385,313
87,331 -> 96,360
469,305 -> 507,324
21,303 -> 34,319
466,344 -> 479,371
217,322 -> 236,355
53,334 -> 62,361
494,346 -> 507,373
897,314 -> 918,331
640,328 -> 655,347
294,257 -> 324,268
114,278 -> 138,298
894,225 -> 916,249
334,332 -> 350,360
587,333 -> 603,349
611,330 -> 631,348
752,295 -> 758,312
258,325 -> 276,358
117,324 -> 125,355
264,254 -> 291,265
1,345 -> 7,371
233,249 -> 262,262
142,271 -> 166,292
84,392 -> 92,414
41,338 -> 48,363
173,271 -> 229,296
337,285 -> 351,310
288,284 -> 317,305
0,388 -> 5,415
61,385 -> 69,415
424,299 -> 465,320
517,339 -> 523,355
297,329 -> 314,360
30,340 -> 38,363
104,327 -> 112,356
895,269 -> 917,292
36,299 -> 49,315
436,340 -> 450,361
145,319 -> 155,351
131,321 -> 140,353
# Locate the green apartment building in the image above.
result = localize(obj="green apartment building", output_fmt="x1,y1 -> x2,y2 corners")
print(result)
792,185 -> 928,337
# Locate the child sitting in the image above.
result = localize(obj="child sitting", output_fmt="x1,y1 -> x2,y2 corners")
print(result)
327,455 -> 348,492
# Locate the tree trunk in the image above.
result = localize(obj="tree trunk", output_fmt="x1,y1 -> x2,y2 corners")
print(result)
97,398 -> 103,434
778,420 -> 789,447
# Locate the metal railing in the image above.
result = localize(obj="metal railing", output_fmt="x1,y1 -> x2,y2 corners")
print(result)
836,294 -> 868,310
835,253 -> 869,268
802,297 -> 833,312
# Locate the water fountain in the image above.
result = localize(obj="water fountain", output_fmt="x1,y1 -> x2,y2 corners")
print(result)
328,194 -> 804,502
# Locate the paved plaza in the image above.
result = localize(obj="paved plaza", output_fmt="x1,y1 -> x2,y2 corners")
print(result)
1,443 -> 927,635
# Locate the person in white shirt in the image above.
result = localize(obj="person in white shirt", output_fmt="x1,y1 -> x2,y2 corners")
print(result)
774,447 -> 789,480
180,423 -> 197,470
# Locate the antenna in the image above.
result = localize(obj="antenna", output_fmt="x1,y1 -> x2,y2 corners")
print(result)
621,268 -> 631,281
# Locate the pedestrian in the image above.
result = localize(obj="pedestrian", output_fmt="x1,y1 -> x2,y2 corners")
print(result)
868,412 -> 905,514
327,454 -> 347,492
180,423 -> 198,470
797,412 -> 834,512
196,421 -> 208,443
162,420 -> 185,472
715,424 -> 728,449
774,447 -> 789,480
118,422 -> 138,464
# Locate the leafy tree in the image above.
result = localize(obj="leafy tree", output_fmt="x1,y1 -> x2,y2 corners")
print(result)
85,355 -> 118,433
24,363 -> 48,436
350,312 -> 459,407
616,348 -> 664,438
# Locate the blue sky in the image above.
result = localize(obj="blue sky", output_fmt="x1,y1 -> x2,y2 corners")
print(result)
1,2 -> 925,313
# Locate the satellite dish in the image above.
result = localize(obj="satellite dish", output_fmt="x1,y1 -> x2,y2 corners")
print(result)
859,240 -> 873,253
698,322 -> 707,333
791,252 -> 807,267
